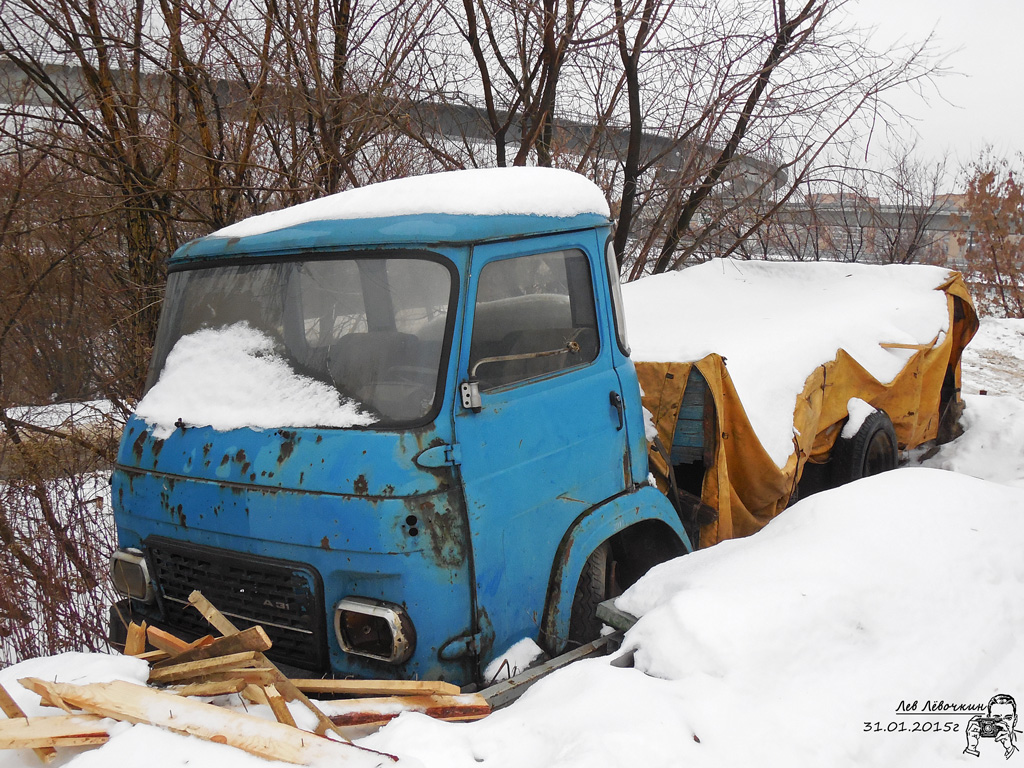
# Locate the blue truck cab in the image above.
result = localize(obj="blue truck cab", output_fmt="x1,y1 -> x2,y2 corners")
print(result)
109,168 -> 692,686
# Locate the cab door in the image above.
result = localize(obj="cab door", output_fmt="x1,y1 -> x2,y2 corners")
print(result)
452,233 -> 630,661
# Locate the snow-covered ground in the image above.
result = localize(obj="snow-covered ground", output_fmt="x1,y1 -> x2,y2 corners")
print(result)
1,320 -> 1022,768
961,317 -> 1024,397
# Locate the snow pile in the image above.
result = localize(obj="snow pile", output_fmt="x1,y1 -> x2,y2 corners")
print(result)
0,651 -> 149,715
214,168 -> 610,239
136,323 -> 375,439
622,259 -> 953,466
918,394 -> 1024,488
914,316 -> 1024,488
609,468 -> 1024,766
484,638 -> 546,683
840,397 -> 877,438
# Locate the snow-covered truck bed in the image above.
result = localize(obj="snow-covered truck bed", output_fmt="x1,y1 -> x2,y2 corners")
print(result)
624,259 -> 979,548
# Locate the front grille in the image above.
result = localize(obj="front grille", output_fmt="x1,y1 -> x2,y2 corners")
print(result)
146,536 -> 328,672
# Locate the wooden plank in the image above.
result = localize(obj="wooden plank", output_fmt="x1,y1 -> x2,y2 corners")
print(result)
152,626 -> 272,669
258,665 -> 348,739
146,626 -> 193,655
293,679 -> 461,697
17,678 -> 395,766
173,679 -> 248,698
328,694 -> 491,727
0,682 -> 59,763
241,684 -> 269,707
25,681 -> 73,714
133,649 -> 170,664
879,341 -> 933,350
186,591 -> 239,637
185,590 -> 349,742
123,621 -> 148,657
148,651 -> 261,684
264,684 -> 296,728
0,715 -> 109,750
0,684 -> 27,718
179,668 -> 280,687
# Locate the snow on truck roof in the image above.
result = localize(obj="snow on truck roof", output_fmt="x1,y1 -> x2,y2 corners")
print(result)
622,259 -> 957,466
211,167 -> 611,240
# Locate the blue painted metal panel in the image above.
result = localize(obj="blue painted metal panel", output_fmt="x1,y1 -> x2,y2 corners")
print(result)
112,448 -> 476,682
451,227 -> 635,666
172,213 -> 610,266
116,417 -> 456,498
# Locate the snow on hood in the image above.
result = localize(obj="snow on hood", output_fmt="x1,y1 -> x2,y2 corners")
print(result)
622,259 -> 954,466
135,323 -> 375,439
212,168 -> 610,239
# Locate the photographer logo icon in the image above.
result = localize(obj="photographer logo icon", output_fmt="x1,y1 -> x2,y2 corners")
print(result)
965,694 -> 1020,759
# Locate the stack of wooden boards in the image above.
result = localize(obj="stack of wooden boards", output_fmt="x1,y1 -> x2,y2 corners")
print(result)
0,590 -> 490,765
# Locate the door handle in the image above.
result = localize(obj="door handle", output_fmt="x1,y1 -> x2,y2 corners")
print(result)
609,391 -> 624,431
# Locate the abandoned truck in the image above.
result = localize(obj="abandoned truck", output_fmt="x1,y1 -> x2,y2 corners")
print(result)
108,168 -> 978,687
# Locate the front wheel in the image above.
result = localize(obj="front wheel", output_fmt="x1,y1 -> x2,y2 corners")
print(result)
830,409 -> 898,487
567,542 -> 617,646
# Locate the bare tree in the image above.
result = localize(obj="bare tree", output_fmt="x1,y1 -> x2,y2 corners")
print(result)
734,143 -> 950,265
447,0 -> 614,167
0,142 -> 118,662
870,145 -> 950,264
469,0 -> 944,277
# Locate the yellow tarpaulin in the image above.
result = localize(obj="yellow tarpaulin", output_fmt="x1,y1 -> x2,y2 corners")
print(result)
637,271 -> 979,549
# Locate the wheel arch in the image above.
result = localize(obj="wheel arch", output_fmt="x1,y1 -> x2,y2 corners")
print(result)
539,485 -> 691,655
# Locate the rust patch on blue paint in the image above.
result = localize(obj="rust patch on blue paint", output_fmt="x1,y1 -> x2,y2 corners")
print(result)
410,497 -> 465,567
132,430 -> 148,461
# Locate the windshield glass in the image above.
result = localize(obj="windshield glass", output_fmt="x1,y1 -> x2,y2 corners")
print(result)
146,255 -> 454,429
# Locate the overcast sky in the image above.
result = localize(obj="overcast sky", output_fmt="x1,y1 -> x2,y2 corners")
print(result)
852,0 -> 1023,170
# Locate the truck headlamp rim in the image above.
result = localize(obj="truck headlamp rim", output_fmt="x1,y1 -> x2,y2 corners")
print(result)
109,549 -> 154,603
333,596 -> 415,665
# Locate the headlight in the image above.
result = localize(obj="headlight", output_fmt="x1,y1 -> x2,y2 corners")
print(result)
334,596 -> 415,664
109,549 -> 154,603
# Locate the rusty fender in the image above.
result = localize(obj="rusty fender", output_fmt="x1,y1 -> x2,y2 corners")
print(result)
539,484 -> 691,654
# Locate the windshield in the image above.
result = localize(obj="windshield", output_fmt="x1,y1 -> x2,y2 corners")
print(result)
147,254 -> 454,428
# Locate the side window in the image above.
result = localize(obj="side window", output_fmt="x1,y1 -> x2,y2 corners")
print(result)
469,249 -> 599,390
605,240 -> 631,355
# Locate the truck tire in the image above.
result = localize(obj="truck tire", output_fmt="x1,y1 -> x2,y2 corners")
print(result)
567,541 -> 613,646
830,409 -> 898,486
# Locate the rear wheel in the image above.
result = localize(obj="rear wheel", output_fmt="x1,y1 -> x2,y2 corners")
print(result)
567,542 -> 616,646
830,409 -> 898,486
